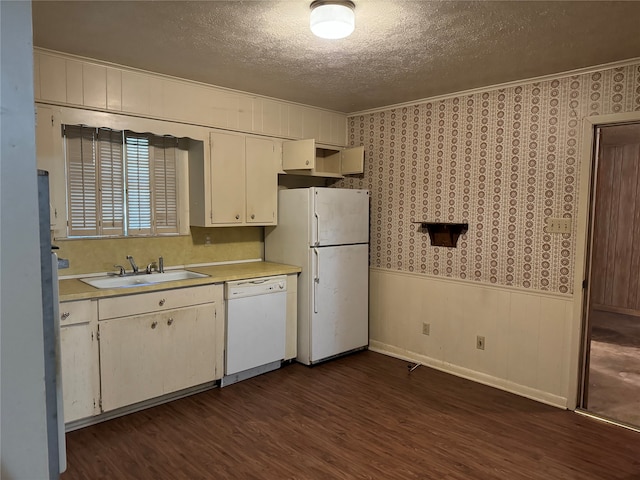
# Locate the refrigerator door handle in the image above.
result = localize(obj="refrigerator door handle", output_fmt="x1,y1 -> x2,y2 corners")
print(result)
314,211 -> 320,246
313,247 -> 320,313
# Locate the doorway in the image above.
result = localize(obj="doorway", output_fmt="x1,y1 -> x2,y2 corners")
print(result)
580,123 -> 640,428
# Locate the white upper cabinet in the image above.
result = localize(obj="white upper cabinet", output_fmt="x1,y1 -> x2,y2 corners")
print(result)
281,139 -> 364,178
209,131 -> 246,225
34,50 -> 347,146
190,131 -> 278,227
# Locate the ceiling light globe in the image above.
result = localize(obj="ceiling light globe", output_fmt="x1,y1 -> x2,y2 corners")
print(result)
310,1 -> 355,40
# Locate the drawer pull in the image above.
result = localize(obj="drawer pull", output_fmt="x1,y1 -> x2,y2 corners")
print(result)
61,312 -> 70,320
159,298 -> 166,306
151,321 -> 158,329
167,318 -> 174,326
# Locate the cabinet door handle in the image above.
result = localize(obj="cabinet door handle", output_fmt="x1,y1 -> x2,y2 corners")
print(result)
235,214 -> 240,220
61,312 -> 70,320
250,214 -> 255,219
167,318 -> 174,326
151,321 -> 158,329
159,298 -> 166,306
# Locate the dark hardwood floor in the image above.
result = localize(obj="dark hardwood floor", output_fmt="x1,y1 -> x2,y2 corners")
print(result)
61,351 -> 640,480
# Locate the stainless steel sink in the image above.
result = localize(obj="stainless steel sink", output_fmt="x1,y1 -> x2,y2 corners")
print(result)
80,270 -> 209,289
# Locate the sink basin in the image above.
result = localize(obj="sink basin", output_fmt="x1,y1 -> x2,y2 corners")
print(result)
80,270 -> 209,289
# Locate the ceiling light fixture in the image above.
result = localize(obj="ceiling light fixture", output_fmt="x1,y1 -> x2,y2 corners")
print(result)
310,0 -> 355,40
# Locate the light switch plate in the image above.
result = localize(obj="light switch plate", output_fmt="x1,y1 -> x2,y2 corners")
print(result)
545,217 -> 572,234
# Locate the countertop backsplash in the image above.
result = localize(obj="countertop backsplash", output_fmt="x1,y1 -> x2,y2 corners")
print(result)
55,226 -> 263,276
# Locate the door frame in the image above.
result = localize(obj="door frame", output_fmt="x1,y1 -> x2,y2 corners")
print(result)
568,111 -> 640,409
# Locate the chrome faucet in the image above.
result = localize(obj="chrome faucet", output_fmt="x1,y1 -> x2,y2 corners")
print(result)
146,262 -> 157,274
126,255 -> 139,274
114,264 -> 126,276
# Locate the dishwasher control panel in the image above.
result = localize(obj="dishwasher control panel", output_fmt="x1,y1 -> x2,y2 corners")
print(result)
225,275 -> 287,300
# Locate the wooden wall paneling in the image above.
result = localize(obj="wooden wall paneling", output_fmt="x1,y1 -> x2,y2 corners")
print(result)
592,143 -> 640,312
65,59 -> 83,106
106,67 -> 122,111
630,145 -> 640,310
613,145 -> 637,307
590,144 -> 613,307
604,147 -> 622,306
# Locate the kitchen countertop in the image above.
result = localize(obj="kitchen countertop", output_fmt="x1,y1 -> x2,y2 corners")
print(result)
59,261 -> 301,302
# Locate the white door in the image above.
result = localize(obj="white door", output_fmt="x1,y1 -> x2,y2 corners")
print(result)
310,244 -> 369,363
311,188 -> 369,246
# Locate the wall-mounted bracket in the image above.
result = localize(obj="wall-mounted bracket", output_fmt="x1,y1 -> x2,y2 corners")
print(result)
412,222 -> 468,248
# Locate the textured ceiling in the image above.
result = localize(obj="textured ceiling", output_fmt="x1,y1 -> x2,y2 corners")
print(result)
32,1 -> 640,114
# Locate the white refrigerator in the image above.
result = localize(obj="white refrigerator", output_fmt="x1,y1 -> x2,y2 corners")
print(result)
265,187 -> 370,365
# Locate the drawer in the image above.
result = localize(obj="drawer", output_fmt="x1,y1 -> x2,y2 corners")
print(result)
98,284 -> 219,320
59,299 -> 97,326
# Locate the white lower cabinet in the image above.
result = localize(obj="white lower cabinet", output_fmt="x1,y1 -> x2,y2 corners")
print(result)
98,289 -> 219,412
59,299 -> 100,423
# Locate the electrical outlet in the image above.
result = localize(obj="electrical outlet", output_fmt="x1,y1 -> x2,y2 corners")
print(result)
544,217 -> 572,234
422,323 -> 430,336
476,335 -> 485,350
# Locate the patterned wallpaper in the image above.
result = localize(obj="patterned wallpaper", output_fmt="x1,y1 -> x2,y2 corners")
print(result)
337,64 -> 640,294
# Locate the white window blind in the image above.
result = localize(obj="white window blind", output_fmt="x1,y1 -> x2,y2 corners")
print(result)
152,136 -> 179,234
125,134 -> 152,235
98,129 -> 124,236
63,125 -> 181,237
65,125 -> 99,237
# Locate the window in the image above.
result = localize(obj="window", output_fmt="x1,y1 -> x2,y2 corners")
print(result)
63,125 -> 180,237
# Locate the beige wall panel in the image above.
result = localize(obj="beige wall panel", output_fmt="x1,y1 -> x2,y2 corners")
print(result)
331,112 -> 346,145
39,53 -> 66,102
65,59 -> 83,106
288,105 -> 304,139
121,71 -> 151,115
369,269 -> 572,405
505,294 -> 540,388
82,63 -> 106,109
319,111 -> 332,145
106,67 -> 122,111
33,52 -> 41,100
238,96 -> 253,133
252,97 -> 263,133
302,107 -> 321,140
262,99 -> 282,136
537,298 -> 569,396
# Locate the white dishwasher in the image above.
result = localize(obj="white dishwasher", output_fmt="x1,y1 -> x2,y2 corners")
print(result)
222,275 -> 287,387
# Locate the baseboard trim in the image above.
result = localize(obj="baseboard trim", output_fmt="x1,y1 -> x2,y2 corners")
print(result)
369,340 -> 568,409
